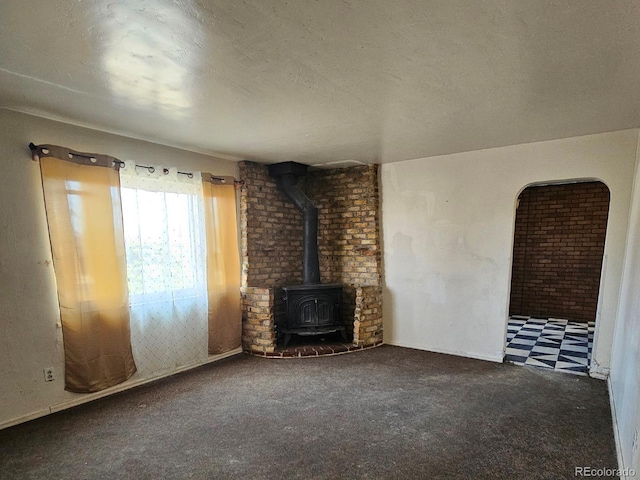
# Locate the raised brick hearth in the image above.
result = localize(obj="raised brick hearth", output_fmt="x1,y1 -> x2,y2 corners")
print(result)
239,161 -> 382,355
251,341 -> 381,358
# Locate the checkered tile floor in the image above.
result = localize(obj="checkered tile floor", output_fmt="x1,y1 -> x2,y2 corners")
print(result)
505,316 -> 594,375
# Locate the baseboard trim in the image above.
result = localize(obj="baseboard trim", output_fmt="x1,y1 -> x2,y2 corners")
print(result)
608,376 -> 627,480
386,341 -> 503,364
0,348 -> 243,431
590,363 -> 611,380
0,408 -> 52,430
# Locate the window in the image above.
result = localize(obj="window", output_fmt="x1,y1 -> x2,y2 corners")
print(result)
120,167 -> 208,375
33,142 -> 241,391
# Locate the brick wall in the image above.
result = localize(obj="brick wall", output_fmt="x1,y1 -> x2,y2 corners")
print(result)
307,165 -> 381,287
241,287 -> 276,354
239,161 -> 383,351
509,181 -> 610,321
352,286 -> 383,346
239,162 -> 303,287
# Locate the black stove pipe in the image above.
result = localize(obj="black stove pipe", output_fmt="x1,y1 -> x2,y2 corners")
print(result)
275,173 -> 320,285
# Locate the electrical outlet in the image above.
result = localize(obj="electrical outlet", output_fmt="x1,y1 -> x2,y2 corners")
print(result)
43,367 -> 55,382
633,429 -> 638,452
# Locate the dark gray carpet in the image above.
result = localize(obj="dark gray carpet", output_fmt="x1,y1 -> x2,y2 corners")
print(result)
0,346 -> 617,479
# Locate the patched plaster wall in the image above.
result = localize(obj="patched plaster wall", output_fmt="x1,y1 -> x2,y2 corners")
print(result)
381,129 -> 638,371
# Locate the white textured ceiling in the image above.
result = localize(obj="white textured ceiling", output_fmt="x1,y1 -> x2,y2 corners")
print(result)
1,0 -> 639,165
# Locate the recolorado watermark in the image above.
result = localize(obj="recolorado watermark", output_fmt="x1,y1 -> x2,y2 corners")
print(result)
575,466 -> 636,477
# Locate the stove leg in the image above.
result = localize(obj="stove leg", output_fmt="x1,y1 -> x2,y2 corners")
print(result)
340,328 -> 348,343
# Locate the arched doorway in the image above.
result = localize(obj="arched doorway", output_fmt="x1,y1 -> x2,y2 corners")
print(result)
505,181 -> 610,374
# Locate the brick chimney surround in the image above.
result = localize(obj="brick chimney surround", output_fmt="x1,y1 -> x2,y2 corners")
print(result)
239,161 -> 383,357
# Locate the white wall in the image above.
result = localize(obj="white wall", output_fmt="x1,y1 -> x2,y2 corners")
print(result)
0,109 -> 239,428
609,131 -> 640,477
381,130 -> 639,368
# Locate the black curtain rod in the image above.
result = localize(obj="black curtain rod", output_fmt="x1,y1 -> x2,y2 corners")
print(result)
121,162 -> 242,186
114,161 -> 196,179
30,143 -> 242,187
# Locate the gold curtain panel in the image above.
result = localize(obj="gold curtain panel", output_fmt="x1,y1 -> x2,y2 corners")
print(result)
203,180 -> 242,354
39,154 -> 136,392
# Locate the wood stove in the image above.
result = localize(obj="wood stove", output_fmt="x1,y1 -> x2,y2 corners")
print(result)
268,161 -> 345,348
279,284 -> 346,348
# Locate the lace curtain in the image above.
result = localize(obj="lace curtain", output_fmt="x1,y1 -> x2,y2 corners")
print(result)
120,164 -> 208,376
